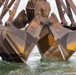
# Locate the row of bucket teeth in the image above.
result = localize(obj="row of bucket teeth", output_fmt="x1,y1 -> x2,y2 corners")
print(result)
26,1 -> 36,9
0,13 -> 44,63
26,1 -> 36,22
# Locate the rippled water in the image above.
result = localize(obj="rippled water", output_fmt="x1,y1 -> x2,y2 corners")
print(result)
0,46 -> 76,75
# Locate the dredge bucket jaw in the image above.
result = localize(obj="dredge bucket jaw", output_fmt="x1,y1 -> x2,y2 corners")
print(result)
0,14 -> 43,63
12,10 -> 28,29
37,13 -> 75,61
0,24 -> 37,63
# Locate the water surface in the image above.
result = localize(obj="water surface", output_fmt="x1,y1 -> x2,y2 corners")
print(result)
0,47 -> 76,75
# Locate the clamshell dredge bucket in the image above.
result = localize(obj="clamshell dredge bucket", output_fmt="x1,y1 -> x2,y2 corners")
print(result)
0,25 -> 29,63
0,25 -> 37,63
37,13 -> 75,61
0,14 -> 44,63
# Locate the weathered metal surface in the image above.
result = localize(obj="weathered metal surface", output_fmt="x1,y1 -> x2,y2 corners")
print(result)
26,0 -> 50,22
0,0 -> 21,23
55,0 -> 68,25
37,13 -> 75,60
67,0 -> 76,15
0,0 -> 5,7
55,0 -> 76,26
0,0 -> 15,20
0,23 -> 27,62
0,0 -> 76,63
12,10 -> 28,29
0,14 -> 43,63
66,0 -> 74,24
26,14 -> 43,39
1,0 -> 9,14
8,0 -> 21,21
0,24 -> 30,62
48,13 -> 75,60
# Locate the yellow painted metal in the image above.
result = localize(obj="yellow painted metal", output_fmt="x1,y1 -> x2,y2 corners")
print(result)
67,42 -> 76,50
48,34 -> 58,47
